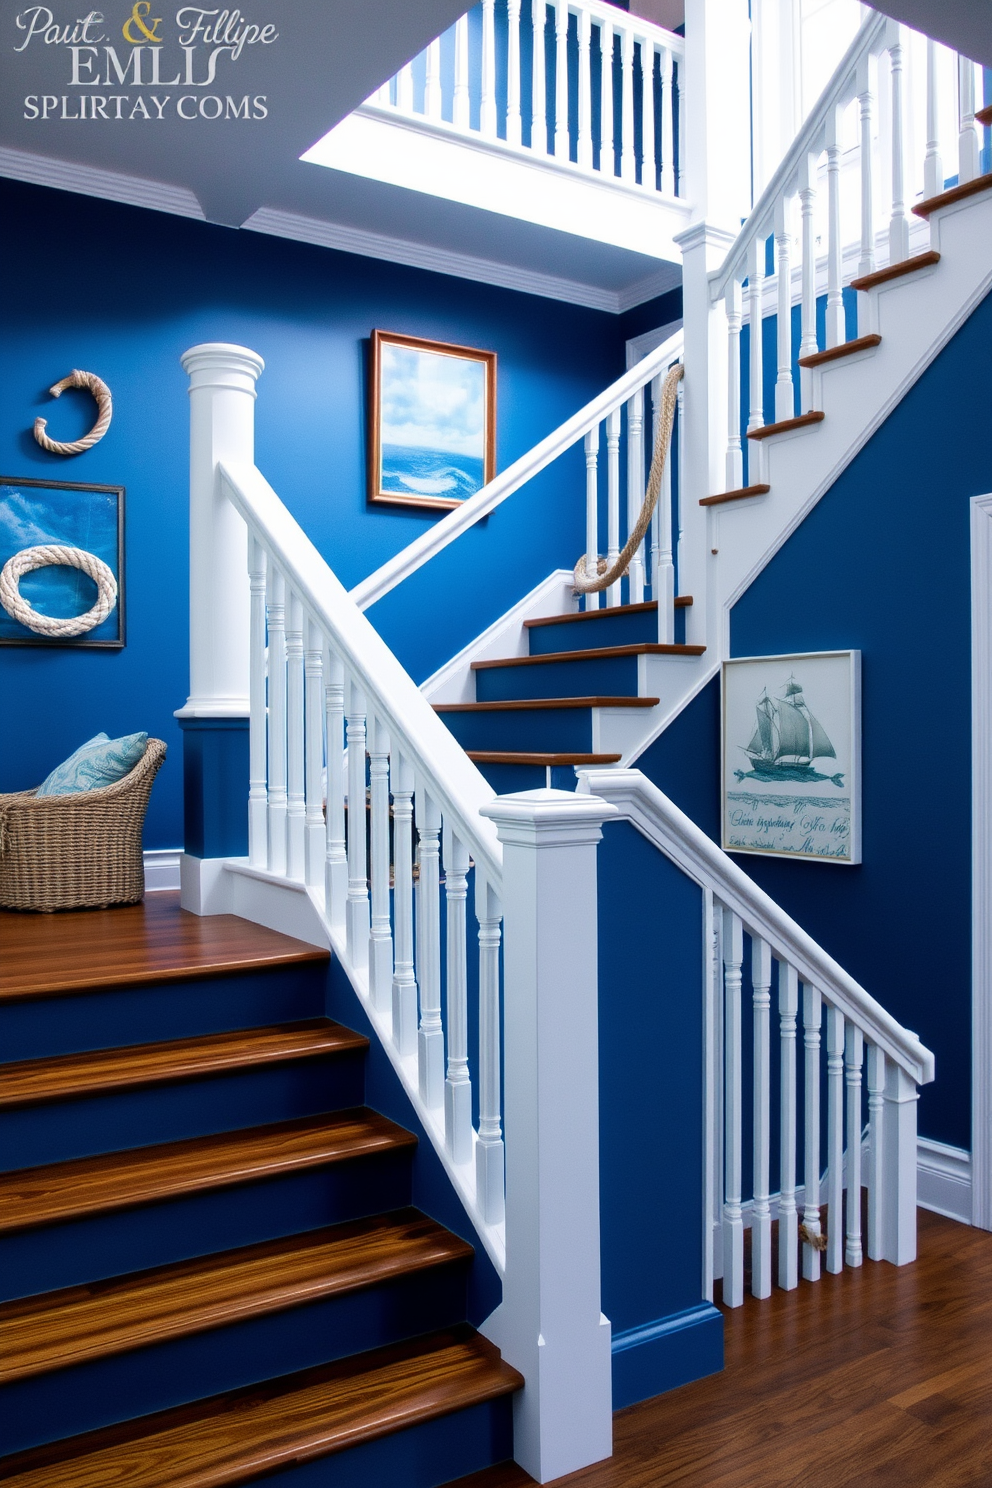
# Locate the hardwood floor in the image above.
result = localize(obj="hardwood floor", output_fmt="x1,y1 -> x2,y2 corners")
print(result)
450,1210 -> 992,1488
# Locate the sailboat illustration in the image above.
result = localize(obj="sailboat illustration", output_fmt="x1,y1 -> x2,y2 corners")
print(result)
735,676 -> 845,786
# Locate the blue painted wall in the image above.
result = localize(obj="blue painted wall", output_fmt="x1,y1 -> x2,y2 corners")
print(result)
0,178 -> 630,848
638,288 -> 992,1153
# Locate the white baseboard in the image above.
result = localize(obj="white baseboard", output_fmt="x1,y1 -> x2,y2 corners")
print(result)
917,1138 -> 972,1224
143,849 -> 182,891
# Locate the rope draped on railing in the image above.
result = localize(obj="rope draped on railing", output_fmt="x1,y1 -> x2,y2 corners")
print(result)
573,360 -> 683,594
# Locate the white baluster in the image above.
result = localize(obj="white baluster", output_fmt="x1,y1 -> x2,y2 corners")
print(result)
751,936 -> 772,1299
481,0 -> 497,137
584,424 -> 601,612
626,388 -> 645,603
640,39 -> 655,190
725,278 -> 743,491
606,406 -> 622,608
367,715 -> 393,1012
416,789 -> 444,1108
323,646 -> 347,930
659,46 -> 674,195
798,152 -> 818,410
774,195 -> 794,423
396,62 -> 414,114
247,536 -> 267,868
866,1043 -> 885,1260
845,1022 -> 864,1267
958,55 -> 980,185
888,27 -> 910,265
425,38 -> 443,120
345,681 -> 369,972
475,870 -> 505,1223
881,1055 -> 919,1265
265,565 -> 287,875
443,829 -> 473,1164
453,14 -> 470,130
304,619 -> 324,889
802,983 -> 823,1281
554,0 -> 569,159
826,1006 -> 845,1274
285,592 -> 306,883
655,373 -> 675,643
620,26 -> 636,182
778,962 -> 799,1291
857,56 -> 876,292
507,0 -> 523,145
747,235 -> 765,437
722,909 -> 744,1308
577,7 -> 592,169
924,38 -> 943,199
825,104 -> 845,350
390,750 -> 418,1055
532,0 -> 547,154
600,19 -> 614,176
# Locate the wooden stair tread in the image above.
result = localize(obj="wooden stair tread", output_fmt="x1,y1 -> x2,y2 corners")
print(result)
913,172 -> 992,217
472,642 -> 704,668
0,1326 -> 522,1488
466,752 -> 621,766
435,696 -> 660,712
0,892 -> 328,1003
747,411 -> 825,441
977,104 -> 992,128
0,1021 -> 368,1110
850,249 -> 940,292
699,483 -> 770,507
797,334 -> 882,368
0,1209 -> 471,1384
0,1110 -> 416,1235
523,596 -> 691,628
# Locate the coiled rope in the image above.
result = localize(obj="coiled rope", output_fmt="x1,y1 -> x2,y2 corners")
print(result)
0,545 -> 118,638
33,370 -> 113,456
573,360 -> 683,594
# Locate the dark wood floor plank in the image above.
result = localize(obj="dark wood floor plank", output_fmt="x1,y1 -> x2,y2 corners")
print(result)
0,892 -> 328,1002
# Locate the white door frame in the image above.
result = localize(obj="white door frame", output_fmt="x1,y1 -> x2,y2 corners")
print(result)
971,492 -> 992,1229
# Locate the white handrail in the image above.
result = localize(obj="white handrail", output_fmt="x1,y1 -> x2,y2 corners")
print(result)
350,329 -> 684,612
219,458 -> 503,887
579,767 -> 935,1085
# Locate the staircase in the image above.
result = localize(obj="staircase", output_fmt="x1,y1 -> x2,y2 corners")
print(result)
0,896 -> 520,1488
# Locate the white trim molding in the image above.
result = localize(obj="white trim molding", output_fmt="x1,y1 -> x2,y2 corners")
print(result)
917,1139 -> 972,1226
971,492 -> 992,1230
0,145 -> 205,218
143,849 -> 182,892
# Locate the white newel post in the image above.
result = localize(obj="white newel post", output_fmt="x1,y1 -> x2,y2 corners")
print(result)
479,789 -> 617,1485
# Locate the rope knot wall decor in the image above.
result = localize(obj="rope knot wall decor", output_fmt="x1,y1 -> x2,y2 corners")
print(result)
33,370 -> 113,456
0,545 -> 118,638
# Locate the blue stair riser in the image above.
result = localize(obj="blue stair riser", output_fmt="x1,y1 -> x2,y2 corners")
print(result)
0,1152 -> 413,1303
475,652 -> 640,702
0,1263 -> 470,1454
471,763 -> 580,794
0,966 -> 328,1063
439,706 -> 596,753
0,1053 -> 366,1171
527,608 -> 659,655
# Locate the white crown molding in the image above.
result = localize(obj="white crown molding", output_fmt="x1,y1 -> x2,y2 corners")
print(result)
0,144 -> 205,218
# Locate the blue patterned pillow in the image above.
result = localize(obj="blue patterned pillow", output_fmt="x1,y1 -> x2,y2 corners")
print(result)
37,732 -> 149,796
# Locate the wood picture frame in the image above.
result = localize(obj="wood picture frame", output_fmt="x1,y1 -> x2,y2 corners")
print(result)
0,474 -> 125,649
721,650 -> 861,864
367,329 -> 496,511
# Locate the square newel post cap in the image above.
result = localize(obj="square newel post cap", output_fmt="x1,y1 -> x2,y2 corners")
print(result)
480,787 -> 618,848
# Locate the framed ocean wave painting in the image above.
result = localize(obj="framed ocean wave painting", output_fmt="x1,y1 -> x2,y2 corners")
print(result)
368,330 -> 496,511
721,651 -> 861,864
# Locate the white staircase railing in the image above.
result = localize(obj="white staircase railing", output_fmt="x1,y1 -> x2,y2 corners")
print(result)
580,768 -> 935,1309
365,0 -> 684,201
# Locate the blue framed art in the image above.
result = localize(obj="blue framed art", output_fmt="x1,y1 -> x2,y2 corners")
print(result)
0,475 -> 125,648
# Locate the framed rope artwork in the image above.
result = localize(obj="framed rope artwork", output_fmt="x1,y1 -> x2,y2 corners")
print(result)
0,476 -> 125,649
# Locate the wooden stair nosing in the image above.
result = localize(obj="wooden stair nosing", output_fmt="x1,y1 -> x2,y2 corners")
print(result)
977,105 -> 992,128
912,172 -> 992,218
796,334 -> 882,369
0,1021 -> 369,1111
0,1209 -> 472,1385
849,249 -> 941,292
746,411 -> 825,442
0,1110 -> 417,1236
699,484 -> 771,508
471,642 -> 704,669
0,1326 -> 523,1488
435,696 -> 661,713
465,752 -> 622,767
523,596 -> 692,629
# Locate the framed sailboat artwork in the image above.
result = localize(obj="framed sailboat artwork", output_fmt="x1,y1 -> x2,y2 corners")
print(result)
721,651 -> 861,864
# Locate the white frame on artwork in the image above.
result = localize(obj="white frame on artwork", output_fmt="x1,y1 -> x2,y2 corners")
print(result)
721,650 -> 861,865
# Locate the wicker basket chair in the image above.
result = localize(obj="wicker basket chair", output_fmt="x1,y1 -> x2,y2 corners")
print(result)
0,738 -> 167,912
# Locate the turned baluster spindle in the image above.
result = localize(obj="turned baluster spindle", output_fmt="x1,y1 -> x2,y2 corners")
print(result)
659,47 -> 675,195
778,962 -> 800,1290
265,565 -> 287,876
367,715 -> 393,1012
722,909 -> 745,1308
390,751 -> 418,1056
626,388 -> 646,603
415,789 -> 444,1109
453,15 -> 470,130
845,1022 -> 865,1267
396,62 -> 414,114
825,104 -> 845,349
507,0 -> 523,146
345,681 -> 370,973
640,40 -> 655,190
923,38 -> 943,200
802,983 -> 823,1281
284,593 -> 306,883
553,0 -> 569,159
798,153 -> 818,409
323,645 -> 347,930
773,195 -> 794,423
826,1006 -> 845,1274
655,372 -> 675,643
866,1043 -> 886,1261
476,871 -> 505,1224
247,536 -> 267,868
481,0 -> 497,137
443,829 -> 473,1164
752,936 -> 773,1299
857,56 -> 876,338
606,406 -> 622,608
577,8 -> 592,170
584,425 -> 601,611
620,27 -> 636,183
725,278 -> 743,491
303,619 -> 325,889
532,0 -> 548,154
425,38 -> 443,121
888,28 -> 910,265
747,235 -> 765,441
600,20 -> 614,176
958,55 -> 980,185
